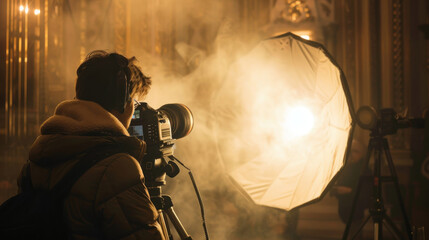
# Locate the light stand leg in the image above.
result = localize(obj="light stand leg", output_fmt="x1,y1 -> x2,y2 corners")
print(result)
342,138 -> 374,240
342,177 -> 365,240
373,138 -> 383,240
350,215 -> 371,240
383,214 -> 405,240
382,139 -> 413,240
374,222 -> 380,240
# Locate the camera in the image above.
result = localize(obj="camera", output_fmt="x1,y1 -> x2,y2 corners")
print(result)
128,102 -> 194,185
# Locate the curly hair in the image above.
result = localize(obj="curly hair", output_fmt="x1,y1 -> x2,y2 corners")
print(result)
127,56 -> 151,99
75,50 -> 151,112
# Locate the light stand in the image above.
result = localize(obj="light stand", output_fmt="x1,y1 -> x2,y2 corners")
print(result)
342,134 -> 412,240
342,107 -> 425,240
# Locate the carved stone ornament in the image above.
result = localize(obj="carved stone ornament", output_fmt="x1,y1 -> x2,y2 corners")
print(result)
270,0 -> 335,25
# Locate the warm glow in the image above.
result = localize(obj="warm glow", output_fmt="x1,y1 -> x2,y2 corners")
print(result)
284,106 -> 315,137
19,5 -> 24,12
214,33 -> 353,210
292,30 -> 312,41
34,9 -> 40,15
25,6 -> 29,14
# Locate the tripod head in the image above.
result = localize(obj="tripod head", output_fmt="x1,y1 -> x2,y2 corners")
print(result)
141,155 -> 181,188
356,106 -> 425,137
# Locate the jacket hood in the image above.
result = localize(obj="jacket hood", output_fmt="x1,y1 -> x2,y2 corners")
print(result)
41,99 -> 129,136
30,100 -> 145,166
29,135 -> 146,166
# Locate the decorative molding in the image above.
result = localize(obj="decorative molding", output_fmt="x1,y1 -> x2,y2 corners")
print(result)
274,0 -> 314,23
392,0 -> 405,112
344,0 -> 356,104
270,0 -> 335,25
391,0 -> 406,149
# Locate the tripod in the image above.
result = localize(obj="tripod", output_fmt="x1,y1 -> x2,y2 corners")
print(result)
342,134 -> 413,240
149,186 -> 192,240
142,154 -> 208,240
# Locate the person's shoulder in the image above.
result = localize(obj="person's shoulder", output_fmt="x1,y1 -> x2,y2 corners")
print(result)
69,153 -> 143,200
89,153 -> 145,203
97,152 -> 144,181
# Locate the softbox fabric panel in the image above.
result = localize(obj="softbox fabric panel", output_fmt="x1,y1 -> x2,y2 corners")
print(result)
213,33 -> 354,211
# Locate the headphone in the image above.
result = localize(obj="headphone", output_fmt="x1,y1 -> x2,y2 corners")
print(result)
76,52 -> 132,113
109,53 -> 132,113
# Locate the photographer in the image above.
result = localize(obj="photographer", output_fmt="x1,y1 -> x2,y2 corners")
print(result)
17,51 -> 164,239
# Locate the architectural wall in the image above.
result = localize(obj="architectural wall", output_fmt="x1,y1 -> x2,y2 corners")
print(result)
1,0 -> 428,237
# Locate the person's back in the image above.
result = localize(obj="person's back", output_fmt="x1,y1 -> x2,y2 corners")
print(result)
17,51 -> 164,240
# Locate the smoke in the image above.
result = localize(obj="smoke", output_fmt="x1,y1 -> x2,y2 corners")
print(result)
126,2 -> 299,240
129,13 -> 281,240
139,21 -> 259,240
62,0 -> 297,239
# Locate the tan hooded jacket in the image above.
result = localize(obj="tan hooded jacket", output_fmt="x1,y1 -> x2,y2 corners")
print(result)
17,100 -> 165,240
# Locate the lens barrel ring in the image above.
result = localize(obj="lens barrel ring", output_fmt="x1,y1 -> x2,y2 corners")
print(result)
159,103 -> 194,139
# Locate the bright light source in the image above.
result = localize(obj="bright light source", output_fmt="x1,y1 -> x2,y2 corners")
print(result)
19,5 -> 24,12
284,106 -> 315,137
25,6 -> 29,14
214,32 -> 354,211
34,9 -> 40,15
300,35 -> 310,40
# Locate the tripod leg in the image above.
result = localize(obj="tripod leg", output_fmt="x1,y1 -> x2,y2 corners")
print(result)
164,207 -> 192,240
161,196 -> 192,240
382,139 -> 413,240
158,210 -> 172,240
164,211 -> 174,240
342,139 -> 374,240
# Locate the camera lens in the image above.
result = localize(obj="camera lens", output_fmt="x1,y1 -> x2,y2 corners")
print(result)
159,104 -> 194,139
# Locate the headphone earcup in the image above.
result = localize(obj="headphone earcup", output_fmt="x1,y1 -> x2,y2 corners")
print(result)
108,52 -> 131,113
115,70 -> 130,113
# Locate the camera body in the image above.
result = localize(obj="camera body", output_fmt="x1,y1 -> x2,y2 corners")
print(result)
129,102 -> 175,159
128,102 -> 194,186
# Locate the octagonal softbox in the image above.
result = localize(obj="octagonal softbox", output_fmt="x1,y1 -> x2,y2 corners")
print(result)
213,32 -> 355,210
